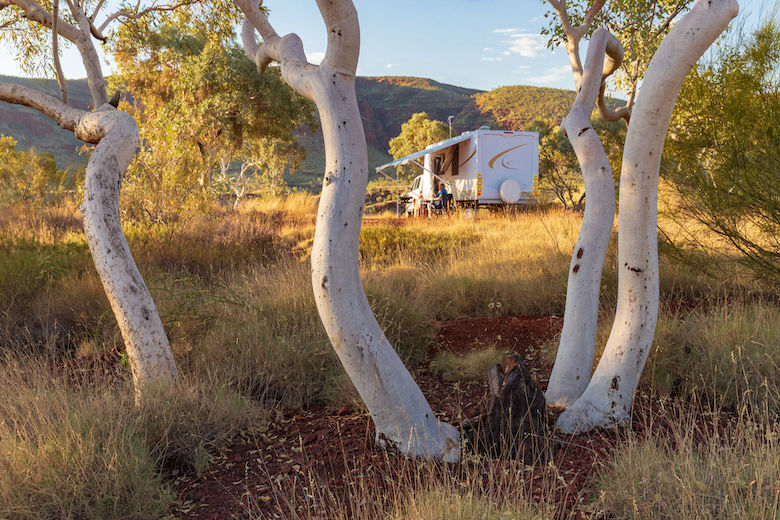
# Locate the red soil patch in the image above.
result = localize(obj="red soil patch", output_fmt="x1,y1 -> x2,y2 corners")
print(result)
172,315 -> 720,519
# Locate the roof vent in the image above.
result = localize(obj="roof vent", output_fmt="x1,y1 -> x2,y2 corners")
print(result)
479,126 -> 491,130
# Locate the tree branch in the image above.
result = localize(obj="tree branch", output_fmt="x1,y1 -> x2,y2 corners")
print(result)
235,0 -> 315,98
9,0 -> 81,43
97,0 -> 195,34
547,0 -> 607,87
0,81 -> 84,132
51,0 -> 68,104
64,0 -> 108,106
653,3 -> 685,39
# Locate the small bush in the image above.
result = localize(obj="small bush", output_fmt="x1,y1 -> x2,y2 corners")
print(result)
136,381 -> 268,473
0,362 -> 171,519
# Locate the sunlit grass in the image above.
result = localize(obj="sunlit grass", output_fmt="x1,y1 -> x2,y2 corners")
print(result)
0,198 -> 777,517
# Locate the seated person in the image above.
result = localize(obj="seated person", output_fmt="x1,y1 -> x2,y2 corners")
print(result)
431,183 -> 448,210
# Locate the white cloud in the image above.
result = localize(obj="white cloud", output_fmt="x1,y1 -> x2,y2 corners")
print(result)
306,51 -> 325,64
386,63 -> 398,69
483,47 -> 494,52
493,28 -> 518,33
527,65 -> 571,85
481,57 -> 503,62
503,32 -> 547,58
516,65 -> 530,70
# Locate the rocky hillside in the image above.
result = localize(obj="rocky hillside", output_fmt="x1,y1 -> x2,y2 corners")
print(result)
0,74 -> 623,190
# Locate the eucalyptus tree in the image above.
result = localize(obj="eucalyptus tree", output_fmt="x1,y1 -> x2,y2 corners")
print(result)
237,0 -> 460,461
388,112 -> 449,182
111,13 -> 314,216
664,18 -> 780,284
542,0 -> 739,432
0,0 -> 187,398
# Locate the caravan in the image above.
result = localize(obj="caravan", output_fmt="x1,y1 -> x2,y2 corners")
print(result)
376,127 -> 539,215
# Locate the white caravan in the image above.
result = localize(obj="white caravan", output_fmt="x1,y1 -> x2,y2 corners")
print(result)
376,127 -> 539,215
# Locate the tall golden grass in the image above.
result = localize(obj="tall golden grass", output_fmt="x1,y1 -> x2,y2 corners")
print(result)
0,199 -> 776,517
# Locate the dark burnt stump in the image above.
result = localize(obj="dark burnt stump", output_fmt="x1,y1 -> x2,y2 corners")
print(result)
463,355 -> 548,462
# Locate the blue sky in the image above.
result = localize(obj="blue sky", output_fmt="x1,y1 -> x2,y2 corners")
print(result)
0,0 -> 772,92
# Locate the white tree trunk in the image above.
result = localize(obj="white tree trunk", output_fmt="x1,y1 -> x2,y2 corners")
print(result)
556,0 -> 739,433
0,81 -> 179,398
546,29 -> 619,407
237,0 -> 459,461
77,106 -> 179,395
309,70 -> 459,461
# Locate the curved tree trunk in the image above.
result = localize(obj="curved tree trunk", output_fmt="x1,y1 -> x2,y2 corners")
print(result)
546,29 -> 620,407
309,70 -> 459,461
77,107 -> 179,396
0,81 -> 179,398
237,0 -> 459,461
557,0 -> 739,433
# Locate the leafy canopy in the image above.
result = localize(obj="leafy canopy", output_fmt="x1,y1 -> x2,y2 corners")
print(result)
388,112 -> 449,182
664,18 -> 780,282
111,10 -> 316,220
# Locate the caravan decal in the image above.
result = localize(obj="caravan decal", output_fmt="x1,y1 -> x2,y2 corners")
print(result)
487,143 -> 530,169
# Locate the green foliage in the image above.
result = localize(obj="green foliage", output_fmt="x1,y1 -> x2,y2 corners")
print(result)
388,112 -> 450,181
112,13 -> 315,222
664,19 -> 780,283
540,0 -> 693,96
0,135 -> 69,205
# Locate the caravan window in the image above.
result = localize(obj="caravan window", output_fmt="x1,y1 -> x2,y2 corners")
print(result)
411,177 -> 421,191
451,145 -> 460,176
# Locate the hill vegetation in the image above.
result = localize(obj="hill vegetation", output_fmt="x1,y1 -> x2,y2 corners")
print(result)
0,74 -> 624,189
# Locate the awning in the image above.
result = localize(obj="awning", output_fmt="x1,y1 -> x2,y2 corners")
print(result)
375,132 -> 473,172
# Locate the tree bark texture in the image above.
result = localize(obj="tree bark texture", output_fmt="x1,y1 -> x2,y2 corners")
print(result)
78,107 -> 179,395
0,83 -> 179,397
546,29 -> 621,408
238,0 -> 459,461
464,356 -> 547,462
556,0 -> 739,433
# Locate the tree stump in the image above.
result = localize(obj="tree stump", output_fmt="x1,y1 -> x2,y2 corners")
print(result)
463,355 -> 548,462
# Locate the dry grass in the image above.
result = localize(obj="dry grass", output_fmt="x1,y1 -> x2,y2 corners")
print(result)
1,198 -> 777,517
596,410 -> 780,519
0,354 -> 171,520
430,347 -> 510,382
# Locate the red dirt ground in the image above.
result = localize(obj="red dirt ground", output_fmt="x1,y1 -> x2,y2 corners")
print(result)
171,315 -> 720,519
